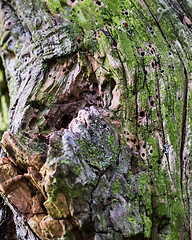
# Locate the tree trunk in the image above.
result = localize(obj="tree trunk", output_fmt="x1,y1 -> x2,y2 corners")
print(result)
0,0 -> 192,239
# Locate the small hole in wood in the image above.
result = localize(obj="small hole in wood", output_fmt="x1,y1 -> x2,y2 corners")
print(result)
136,145 -> 140,150
141,52 -> 145,57
96,0 -> 101,5
123,22 -> 128,27
113,41 -> 117,47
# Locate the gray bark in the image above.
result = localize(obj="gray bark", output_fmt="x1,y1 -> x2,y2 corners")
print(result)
0,0 -> 192,239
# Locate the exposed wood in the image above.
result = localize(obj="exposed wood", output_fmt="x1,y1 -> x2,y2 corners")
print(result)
0,0 -> 192,239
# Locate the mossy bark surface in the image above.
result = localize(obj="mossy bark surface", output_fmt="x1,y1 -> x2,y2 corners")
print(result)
0,0 -> 192,239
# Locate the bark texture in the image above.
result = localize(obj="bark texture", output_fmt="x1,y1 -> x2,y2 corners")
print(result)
0,0 -> 192,239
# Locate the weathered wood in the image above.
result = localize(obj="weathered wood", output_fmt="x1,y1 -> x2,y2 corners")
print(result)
0,0 -> 192,239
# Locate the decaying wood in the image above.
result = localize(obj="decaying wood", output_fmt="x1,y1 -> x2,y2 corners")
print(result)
1,0 -> 192,239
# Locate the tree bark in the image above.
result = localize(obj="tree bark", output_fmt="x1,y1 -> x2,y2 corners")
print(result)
0,0 -> 192,239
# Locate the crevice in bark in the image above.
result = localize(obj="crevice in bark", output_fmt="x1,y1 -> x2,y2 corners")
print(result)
143,0 -> 172,50
115,48 -> 129,97
171,44 -> 191,236
116,136 -> 121,167
141,58 -> 150,94
105,27 -> 129,97
167,0 -> 185,21
129,0 -> 147,20
174,48 -> 188,205
101,78 -> 116,108
151,189 -> 172,240
134,70 -> 139,137
0,195 -> 17,240
0,57 -> 9,139
179,66 -> 188,201
89,165 -> 113,224
168,0 -> 192,24
45,89 -> 101,131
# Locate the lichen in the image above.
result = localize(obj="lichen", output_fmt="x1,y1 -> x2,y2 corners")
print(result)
1,0 -> 192,238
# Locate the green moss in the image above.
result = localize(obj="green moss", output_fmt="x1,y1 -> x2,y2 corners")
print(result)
6,0 -> 190,238
144,216 -> 152,239
112,179 -> 121,195
63,230 -> 74,240
156,203 -> 170,219
44,0 -> 63,14
73,2 -> 97,31
76,129 -> 118,171
0,95 -> 9,131
138,173 -> 152,215
44,199 -> 63,218
47,182 -> 57,201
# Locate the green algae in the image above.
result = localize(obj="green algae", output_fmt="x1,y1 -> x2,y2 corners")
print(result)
1,0 -> 192,238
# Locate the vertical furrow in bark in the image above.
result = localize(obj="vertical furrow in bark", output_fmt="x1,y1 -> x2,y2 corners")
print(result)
174,47 -> 189,204
179,66 -> 188,202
